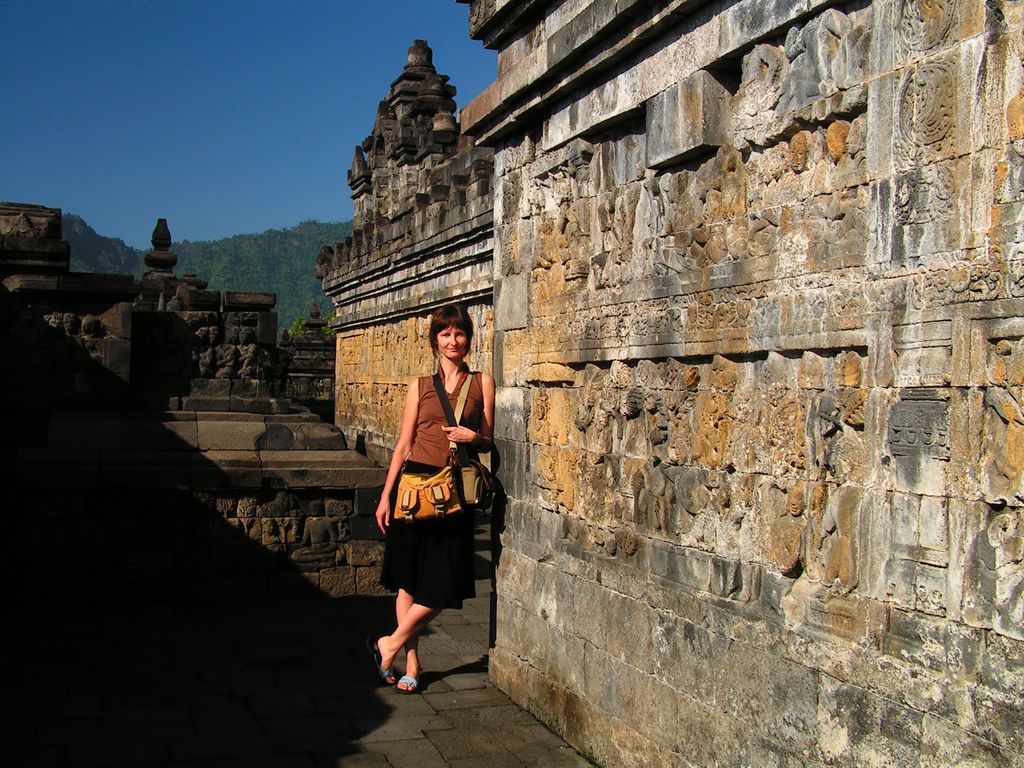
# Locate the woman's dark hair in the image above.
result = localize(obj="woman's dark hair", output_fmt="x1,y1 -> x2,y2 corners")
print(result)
428,303 -> 474,353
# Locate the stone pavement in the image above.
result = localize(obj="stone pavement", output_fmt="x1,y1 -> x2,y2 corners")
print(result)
5,519 -> 592,768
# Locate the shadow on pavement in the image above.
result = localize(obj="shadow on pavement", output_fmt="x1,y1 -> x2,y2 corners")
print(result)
7,589 -> 400,767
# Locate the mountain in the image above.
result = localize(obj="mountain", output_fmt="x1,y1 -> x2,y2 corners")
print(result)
173,220 -> 353,328
65,216 -> 352,328
65,214 -> 142,275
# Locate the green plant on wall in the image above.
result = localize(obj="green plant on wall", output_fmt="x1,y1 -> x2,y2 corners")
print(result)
287,309 -> 336,338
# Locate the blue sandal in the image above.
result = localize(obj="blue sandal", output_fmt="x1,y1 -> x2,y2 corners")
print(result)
396,674 -> 419,694
366,637 -> 397,685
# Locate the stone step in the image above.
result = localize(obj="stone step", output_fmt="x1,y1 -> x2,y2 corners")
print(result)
17,448 -> 384,490
258,450 -> 382,489
47,411 -> 348,452
34,411 -> 376,491
255,422 -> 348,451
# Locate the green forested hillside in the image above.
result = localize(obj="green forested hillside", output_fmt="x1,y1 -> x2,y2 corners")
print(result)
66,216 -> 351,328
65,214 -> 141,275
174,220 -> 352,328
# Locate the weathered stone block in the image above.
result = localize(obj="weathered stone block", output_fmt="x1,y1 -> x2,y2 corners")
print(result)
709,636 -> 820,753
101,339 -> 132,375
563,571 -> 655,666
646,70 -> 731,169
351,486 -> 380,517
180,396 -> 233,411
494,386 -> 528,443
104,453 -> 193,490
972,685 -> 1024,752
191,451 -> 262,489
259,450 -> 383,490
256,423 -> 296,450
345,540 -> 383,567
99,302 -> 132,338
816,675 -> 921,765
189,379 -> 232,397
123,417 -> 198,451
650,541 -> 711,592
803,592 -> 888,645
320,566 -> 356,597
760,569 -> 799,625
651,610 -> 721,694
709,556 -> 761,602
981,630 -> 1024,697
256,312 -> 277,345
527,387 -> 573,446
229,379 -> 271,399
884,608 -> 984,679
349,513 -> 385,542
981,385 -> 1024,506
196,420 -> 266,451
494,273 -> 528,331
584,643 -> 678,741
230,397 -> 274,414
920,711 -> 1014,766
355,565 -> 388,595
255,422 -> 347,451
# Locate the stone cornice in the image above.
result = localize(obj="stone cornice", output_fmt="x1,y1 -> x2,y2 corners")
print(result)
324,208 -> 493,331
460,0 -> 835,146
460,0 -> 550,49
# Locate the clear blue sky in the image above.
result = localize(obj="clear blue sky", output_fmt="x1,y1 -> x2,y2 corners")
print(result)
2,0 -> 496,249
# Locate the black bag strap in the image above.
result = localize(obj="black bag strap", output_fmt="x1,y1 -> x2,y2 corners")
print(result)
432,372 -> 473,468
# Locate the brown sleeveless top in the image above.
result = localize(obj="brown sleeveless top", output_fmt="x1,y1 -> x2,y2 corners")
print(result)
407,373 -> 484,468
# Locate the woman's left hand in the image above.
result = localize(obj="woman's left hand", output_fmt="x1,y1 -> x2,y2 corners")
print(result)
441,425 -> 478,445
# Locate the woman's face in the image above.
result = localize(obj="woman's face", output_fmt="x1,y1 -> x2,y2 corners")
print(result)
436,324 -> 468,360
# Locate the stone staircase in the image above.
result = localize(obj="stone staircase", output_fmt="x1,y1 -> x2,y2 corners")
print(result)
28,408 -> 381,489
18,406 -> 387,599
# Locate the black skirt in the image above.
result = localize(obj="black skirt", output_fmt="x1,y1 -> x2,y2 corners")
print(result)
379,461 -> 476,610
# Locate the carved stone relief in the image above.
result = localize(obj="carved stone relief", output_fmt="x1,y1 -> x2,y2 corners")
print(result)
964,502 -> 1024,640
887,389 -> 950,498
732,44 -> 789,144
548,349 -> 874,587
39,311 -> 109,368
894,0 -> 960,60
777,8 -> 872,115
908,252 -> 1009,308
894,57 -> 959,172
731,6 -> 871,148
532,167 -> 592,287
813,387 -> 869,486
997,135 -> 1024,205
982,381 -> 1024,506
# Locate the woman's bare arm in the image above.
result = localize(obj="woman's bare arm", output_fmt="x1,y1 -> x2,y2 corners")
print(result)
375,379 -> 420,532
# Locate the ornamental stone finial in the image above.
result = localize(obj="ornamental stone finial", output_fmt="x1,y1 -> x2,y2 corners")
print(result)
406,39 -> 432,69
144,217 -> 177,272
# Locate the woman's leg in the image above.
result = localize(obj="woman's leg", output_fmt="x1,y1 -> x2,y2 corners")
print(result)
395,589 -> 422,685
378,596 -> 439,675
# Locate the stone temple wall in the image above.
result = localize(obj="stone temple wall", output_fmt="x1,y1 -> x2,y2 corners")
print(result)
321,40 -> 495,465
459,1 -> 1024,765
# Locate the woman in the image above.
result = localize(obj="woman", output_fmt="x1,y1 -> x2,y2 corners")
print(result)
369,303 -> 495,693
